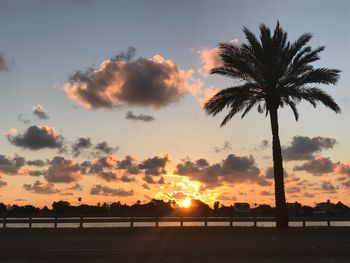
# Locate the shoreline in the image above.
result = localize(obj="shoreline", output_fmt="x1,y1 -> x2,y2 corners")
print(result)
2,225 -> 350,234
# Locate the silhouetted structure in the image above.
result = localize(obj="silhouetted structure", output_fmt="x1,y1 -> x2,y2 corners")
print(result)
0,199 -> 349,218
203,22 -> 341,228
233,203 -> 250,215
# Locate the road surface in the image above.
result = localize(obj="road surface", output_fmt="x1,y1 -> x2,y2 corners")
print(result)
1,227 -> 350,262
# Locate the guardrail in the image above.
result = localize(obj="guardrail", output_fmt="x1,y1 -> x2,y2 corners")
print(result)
1,216 -> 349,228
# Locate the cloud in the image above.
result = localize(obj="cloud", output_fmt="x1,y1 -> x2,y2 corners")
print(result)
64,47 -> 202,109
260,190 -> 273,196
125,111 -> 154,122
260,140 -> 270,150
85,154 -> 167,183
142,183 -> 151,190
0,178 -> 7,188
264,167 -> 274,179
29,170 -> 45,177
120,174 -> 136,182
138,155 -> 168,184
216,192 -> 237,201
213,141 -> 232,153
283,136 -> 336,161
17,114 -> 31,124
97,171 -> 119,182
68,183 -> 82,191
198,47 -> 222,74
139,155 -> 169,176
94,141 -> 119,156
175,154 -> 266,188
342,181 -> 350,188
14,198 -> 27,202
90,155 -> 117,174
264,166 -> 288,179
7,125 -> 64,150
337,162 -> 350,177
117,155 -> 139,174
27,159 -> 47,167
293,157 -> 337,176
32,104 -> 50,120
303,192 -> 315,198
0,53 -> 9,71
87,155 -> 136,182
44,156 -> 82,183
286,186 -> 301,194
90,184 -> 134,196
321,181 -> 337,193
143,174 -> 165,185
0,154 -> 25,175
169,191 -> 188,200
23,180 -> 59,194
199,87 -> 218,107
72,137 -> 92,156
198,39 -> 240,75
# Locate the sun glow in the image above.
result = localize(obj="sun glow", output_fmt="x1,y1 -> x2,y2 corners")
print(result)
179,197 -> 191,208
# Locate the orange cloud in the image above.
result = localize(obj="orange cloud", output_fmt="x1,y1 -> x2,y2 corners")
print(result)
64,48 -> 202,109
199,87 -> 219,108
198,39 -> 240,75
198,47 -> 222,74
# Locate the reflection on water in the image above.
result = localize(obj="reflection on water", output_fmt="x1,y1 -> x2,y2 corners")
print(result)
331,221 -> 350,227
3,218 -> 350,228
305,221 -> 328,227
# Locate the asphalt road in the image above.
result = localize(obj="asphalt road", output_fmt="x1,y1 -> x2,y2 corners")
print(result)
1,227 -> 350,263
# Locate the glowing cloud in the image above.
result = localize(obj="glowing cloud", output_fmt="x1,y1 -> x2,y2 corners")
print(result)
64,47 -> 202,109
198,39 -> 240,75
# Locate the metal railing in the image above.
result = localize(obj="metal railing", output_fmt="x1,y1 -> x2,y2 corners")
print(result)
1,216 -> 349,228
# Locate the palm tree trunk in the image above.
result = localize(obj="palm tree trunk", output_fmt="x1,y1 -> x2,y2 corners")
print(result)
269,108 -> 289,228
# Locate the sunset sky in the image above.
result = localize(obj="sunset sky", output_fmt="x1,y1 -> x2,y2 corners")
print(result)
0,0 -> 349,208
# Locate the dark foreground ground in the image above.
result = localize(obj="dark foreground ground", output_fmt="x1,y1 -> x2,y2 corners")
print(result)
1,227 -> 350,263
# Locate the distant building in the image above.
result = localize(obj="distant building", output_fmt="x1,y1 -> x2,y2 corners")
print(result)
233,203 -> 250,213
287,202 -> 303,216
315,200 -> 337,214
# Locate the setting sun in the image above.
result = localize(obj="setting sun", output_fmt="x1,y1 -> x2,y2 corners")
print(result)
179,198 -> 192,208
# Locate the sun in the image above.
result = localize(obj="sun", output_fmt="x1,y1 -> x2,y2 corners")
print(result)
179,198 -> 191,208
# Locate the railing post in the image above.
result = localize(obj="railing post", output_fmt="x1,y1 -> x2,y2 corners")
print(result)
180,217 -> 183,227
302,219 -> 306,227
3,216 -> 6,229
54,216 -> 58,228
155,217 -> 159,227
204,217 -> 208,227
327,219 -> 330,227
29,215 -> 32,229
230,217 -> 233,227
253,216 -> 257,227
80,216 -> 83,228
130,217 -> 134,227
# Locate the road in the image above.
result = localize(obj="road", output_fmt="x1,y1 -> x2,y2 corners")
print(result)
1,227 -> 350,262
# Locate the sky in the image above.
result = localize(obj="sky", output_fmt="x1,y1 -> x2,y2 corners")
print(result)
0,0 -> 349,208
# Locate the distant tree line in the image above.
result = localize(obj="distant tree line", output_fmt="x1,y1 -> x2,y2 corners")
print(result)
0,199 -> 349,217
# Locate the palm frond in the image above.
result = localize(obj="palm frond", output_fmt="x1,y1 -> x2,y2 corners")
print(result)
287,87 -> 341,113
296,68 -> 341,85
242,26 -> 263,60
287,33 -> 313,61
241,98 -> 262,119
205,21 -> 341,127
286,100 -> 299,121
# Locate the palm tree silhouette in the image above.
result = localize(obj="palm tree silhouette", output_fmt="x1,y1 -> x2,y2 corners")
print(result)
204,22 -> 341,228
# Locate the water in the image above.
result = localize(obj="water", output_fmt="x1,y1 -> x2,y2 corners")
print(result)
3,217 -> 350,228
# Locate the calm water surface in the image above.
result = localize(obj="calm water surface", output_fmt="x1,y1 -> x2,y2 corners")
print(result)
3,217 -> 350,228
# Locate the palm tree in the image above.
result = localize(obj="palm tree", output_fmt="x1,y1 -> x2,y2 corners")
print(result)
204,22 -> 341,228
